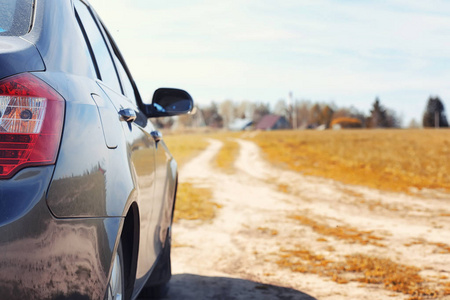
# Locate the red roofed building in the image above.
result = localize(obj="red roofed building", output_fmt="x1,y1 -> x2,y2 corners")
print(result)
255,114 -> 291,130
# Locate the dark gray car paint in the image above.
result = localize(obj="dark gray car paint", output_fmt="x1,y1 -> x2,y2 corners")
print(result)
0,0 -> 181,299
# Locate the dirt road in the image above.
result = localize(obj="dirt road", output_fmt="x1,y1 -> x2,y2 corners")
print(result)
164,139 -> 450,299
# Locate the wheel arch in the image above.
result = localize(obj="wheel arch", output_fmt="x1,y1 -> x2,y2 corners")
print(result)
121,202 -> 140,300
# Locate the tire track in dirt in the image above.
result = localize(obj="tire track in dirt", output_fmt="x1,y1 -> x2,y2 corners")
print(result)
235,140 -> 450,274
166,138 -> 450,300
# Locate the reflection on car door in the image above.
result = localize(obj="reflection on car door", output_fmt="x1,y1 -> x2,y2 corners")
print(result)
98,82 -> 159,280
74,0 -> 161,281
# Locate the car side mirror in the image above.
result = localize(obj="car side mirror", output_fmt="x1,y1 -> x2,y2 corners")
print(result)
146,88 -> 194,118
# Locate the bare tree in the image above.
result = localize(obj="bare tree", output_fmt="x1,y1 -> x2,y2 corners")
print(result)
295,101 -> 311,128
201,102 -> 223,128
219,100 -> 235,129
252,102 -> 271,125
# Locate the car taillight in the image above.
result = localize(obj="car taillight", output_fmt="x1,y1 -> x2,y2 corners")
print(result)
0,73 -> 64,179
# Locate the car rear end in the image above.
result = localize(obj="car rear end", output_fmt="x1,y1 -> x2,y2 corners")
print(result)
0,1 -> 115,299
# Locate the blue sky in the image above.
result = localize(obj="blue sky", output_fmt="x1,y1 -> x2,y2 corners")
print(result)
88,0 -> 450,125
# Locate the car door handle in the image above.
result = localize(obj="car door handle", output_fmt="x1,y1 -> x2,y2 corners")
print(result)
118,108 -> 137,122
151,130 -> 163,142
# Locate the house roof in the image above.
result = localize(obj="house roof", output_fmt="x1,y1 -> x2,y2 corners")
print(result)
255,114 -> 283,130
228,118 -> 253,131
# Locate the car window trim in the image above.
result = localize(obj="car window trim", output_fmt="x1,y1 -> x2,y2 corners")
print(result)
74,0 -> 124,94
74,7 -> 101,80
85,4 -> 124,95
100,20 -> 145,112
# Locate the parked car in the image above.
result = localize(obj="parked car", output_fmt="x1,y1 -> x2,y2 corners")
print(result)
0,0 -> 192,299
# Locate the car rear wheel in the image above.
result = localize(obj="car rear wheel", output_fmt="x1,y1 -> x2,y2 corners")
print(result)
106,241 -> 125,300
139,228 -> 171,299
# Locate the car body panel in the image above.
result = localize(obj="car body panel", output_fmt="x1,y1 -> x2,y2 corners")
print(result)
0,0 -> 185,299
0,166 -> 122,299
40,72 -> 134,218
0,37 -> 45,79
23,0 -> 97,78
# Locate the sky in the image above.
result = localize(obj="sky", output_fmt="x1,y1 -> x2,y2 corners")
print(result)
88,0 -> 450,126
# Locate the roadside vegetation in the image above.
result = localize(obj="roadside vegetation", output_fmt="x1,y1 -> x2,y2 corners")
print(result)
164,132 -> 219,223
163,132 -> 209,167
173,182 -> 221,223
165,132 -> 238,223
247,129 -> 450,194
277,247 -> 448,299
214,138 -> 240,173
281,213 -> 450,299
290,215 -> 385,247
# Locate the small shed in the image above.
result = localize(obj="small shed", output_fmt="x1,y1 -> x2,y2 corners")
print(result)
255,115 -> 291,130
330,117 -> 363,129
228,118 -> 253,131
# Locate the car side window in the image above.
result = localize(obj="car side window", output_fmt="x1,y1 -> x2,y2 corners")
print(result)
114,55 -> 137,105
74,0 -> 122,93
99,23 -> 139,107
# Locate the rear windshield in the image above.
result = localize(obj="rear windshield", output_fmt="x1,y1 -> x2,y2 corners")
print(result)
0,0 -> 34,36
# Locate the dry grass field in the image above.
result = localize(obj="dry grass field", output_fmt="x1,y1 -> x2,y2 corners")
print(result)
172,182 -> 221,223
163,132 -> 209,166
214,138 -> 240,173
247,129 -> 450,194
167,129 -> 450,193
164,133 -> 213,223
164,132 -> 237,223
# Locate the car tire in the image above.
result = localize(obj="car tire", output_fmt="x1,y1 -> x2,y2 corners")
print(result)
106,241 -> 125,300
139,229 -> 172,299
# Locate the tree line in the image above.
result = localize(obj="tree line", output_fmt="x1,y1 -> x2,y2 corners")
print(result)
155,96 -> 448,130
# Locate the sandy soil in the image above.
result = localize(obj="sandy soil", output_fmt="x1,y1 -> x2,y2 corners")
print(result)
163,138 -> 450,300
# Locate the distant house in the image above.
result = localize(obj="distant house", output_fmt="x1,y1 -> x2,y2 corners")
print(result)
228,118 -> 253,131
255,115 -> 291,130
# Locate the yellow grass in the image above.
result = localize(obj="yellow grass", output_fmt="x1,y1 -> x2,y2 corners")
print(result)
290,215 -> 385,247
163,133 -> 209,167
164,134 -> 220,222
214,138 -> 240,173
405,240 -> 450,254
164,131 -> 241,170
277,246 -> 448,299
247,129 -> 450,194
341,254 -> 440,298
173,182 -> 221,223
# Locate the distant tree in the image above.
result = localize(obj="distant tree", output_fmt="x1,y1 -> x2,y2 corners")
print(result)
252,102 -> 270,125
304,103 -> 334,128
422,96 -> 449,128
367,98 -> 388,128
201,102 -> 223,128
194,106 -> 208,127
385,108 -> 401,128
273,99 -> 289,118
177,114 -> 194,128
408,118 -> 420,129
333,107 -> 353,119
308,103 -> 322,126
219,100 -> 235,128
333,107 -> 366,127
235,100 -> 255,119
319,105 -> 334,128
154,116 -> 174,129
367,98 -> 400,128
295,101 -> 311,128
